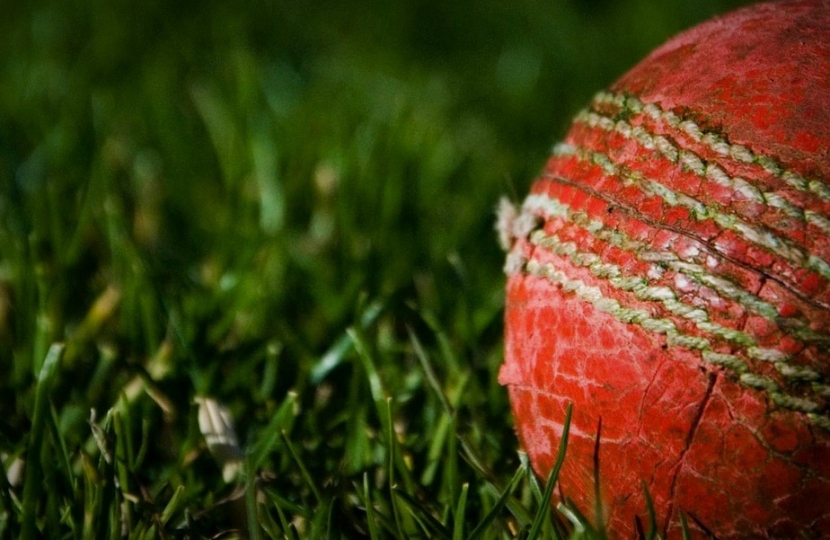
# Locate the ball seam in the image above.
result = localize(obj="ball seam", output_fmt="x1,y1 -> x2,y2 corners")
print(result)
551,143 -> 830,284
517,255 -> 827,427
592,91 -> 830,204
519,192 -> 828,344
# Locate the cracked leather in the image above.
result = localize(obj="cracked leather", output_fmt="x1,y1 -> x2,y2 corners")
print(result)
501,1 -> 830,538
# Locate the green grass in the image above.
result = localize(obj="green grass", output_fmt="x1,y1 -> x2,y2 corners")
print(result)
1,0 -> 751,538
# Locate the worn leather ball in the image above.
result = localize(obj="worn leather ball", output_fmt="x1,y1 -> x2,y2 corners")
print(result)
499,1 -> 830,538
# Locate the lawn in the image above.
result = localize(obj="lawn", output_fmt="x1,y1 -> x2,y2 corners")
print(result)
1,0 -> 752,538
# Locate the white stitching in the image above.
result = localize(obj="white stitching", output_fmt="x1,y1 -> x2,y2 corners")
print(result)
552,143 -> 830,282
518,256 -> 826,423
530,229 -> 782,359
591,91 -> 830,204
520,193 -> 828,344
576,108 -> 830,235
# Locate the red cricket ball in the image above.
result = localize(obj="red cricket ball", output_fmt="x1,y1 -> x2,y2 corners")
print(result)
499,1 -> 830,538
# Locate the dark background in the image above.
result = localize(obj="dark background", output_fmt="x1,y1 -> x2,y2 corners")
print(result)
0,0 -> 756,536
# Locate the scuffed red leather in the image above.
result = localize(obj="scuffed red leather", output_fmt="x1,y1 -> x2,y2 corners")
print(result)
502,275 -> 829,538
501,1 -> 830,538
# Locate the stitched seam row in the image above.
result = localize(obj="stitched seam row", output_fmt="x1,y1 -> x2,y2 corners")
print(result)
573,109 -> 830,236
520,192 -> 828,345
552,143 -> 830,283
514,254 -> 828,429
591,91 -> 830,204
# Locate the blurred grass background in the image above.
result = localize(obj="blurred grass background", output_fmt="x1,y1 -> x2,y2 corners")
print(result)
1,0 -> 753,538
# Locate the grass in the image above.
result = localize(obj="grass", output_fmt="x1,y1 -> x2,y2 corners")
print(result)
1,0 -> 751,538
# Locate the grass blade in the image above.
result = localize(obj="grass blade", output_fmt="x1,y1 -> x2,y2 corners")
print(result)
309,301 -> 383,383
363,473 -> 382,540
247,391 -> 298,473
262,487 -> 300,540
20,343 -> 65,540
160,485 -> 185,526
468,462 -> 526,540
527,402 -> 572,540
408,326 -> 453,415
384,397 -> 406,538
392,488 -> 451,540
680,512 -> 691,540
245,474 -> 262,540
593,416 -> 606,538
642,480 -> 658,540
348,327 -> 385,406
280,430 -> 322,504
452,482 -> 469,540
48,403 -> 76,493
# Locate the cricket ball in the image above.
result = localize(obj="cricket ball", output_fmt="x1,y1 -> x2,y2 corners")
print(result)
498,1 -> 830,538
